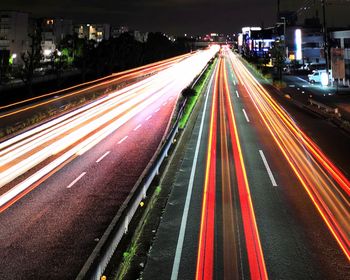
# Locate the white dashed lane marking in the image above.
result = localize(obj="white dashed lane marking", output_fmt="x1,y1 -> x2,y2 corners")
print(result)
67,172 -> 86,189
96,151 -> 110,163
259,150 -> 278,186
118,136 -> 128,144
133,124 -> 142,131
242,108 -> 250,123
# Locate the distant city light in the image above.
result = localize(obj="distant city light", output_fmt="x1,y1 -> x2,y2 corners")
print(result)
57,50 -> 62,56
238,34 -> 243,46
12,53 -> 17,59
43,49 -> 52,56
295,29 -> 302,60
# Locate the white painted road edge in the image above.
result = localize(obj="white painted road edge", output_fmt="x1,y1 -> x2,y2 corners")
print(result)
259,150 -> 278,187
242,108 -> 250,122
67,172 -> 86,189
170,64 -> 217,280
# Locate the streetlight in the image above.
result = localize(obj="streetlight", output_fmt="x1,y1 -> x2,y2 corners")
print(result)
280,17 -> 286,58
321,0 -> 330,86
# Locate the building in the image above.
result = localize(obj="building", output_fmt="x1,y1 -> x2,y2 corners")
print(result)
111,25 -> 129,38
39,17 -> 73,60
0,11 -> 29,66
74,23 -> 110,42
238,27 -> 275,58
285,18 -> 324,66
330,30 -> 350,82
131,30 -> 148,43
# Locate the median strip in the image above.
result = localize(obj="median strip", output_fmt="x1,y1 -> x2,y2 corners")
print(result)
178,58 -> 217,129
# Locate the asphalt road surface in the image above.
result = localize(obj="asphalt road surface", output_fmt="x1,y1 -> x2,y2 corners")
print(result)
143,49 -> 350,280
0,47 -> 218,279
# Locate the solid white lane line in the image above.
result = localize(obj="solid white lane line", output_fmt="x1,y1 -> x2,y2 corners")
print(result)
171,63 -> 216,280
67,172 -> 86,189
242,108 -> 250,122
259,150 -> 278,187
118,136 -> 128,144
96,151 -> 110,163
133,124 -> 142,131
155,108 -> 160,113
236,90 -> 240,98
146,115 -> 152,121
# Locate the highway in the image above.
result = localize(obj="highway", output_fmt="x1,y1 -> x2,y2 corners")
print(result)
143,48 -> 350,279
0,53 -> 194,139
0,46 -> 218,279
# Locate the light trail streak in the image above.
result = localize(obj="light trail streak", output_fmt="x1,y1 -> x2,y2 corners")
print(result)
0,46 -> 220,211
219,62 -> 239,280
0,52 -> 193,116
223,58 -> 268,280
228,51 -> 350,261
195,57 -> 220,280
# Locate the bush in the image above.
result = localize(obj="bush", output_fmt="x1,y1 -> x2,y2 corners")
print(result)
181,87 -> 196,98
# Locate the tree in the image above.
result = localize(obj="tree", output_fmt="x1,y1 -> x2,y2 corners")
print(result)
271,40 -> 285,80
20,22 -> 42,95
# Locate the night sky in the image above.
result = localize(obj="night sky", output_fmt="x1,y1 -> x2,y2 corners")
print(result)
2,0 -> 350,34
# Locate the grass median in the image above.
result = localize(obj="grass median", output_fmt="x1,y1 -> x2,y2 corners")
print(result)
179,58 -> 217,129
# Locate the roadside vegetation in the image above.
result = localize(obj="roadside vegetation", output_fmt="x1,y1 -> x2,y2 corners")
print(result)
179,57 -> 217,129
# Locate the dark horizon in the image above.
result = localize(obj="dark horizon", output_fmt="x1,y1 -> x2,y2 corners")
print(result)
2,0 -> 350,35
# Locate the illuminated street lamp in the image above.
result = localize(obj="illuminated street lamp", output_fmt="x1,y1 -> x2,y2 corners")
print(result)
43,49 -> 52,57
321,72 -> 329,86
321,0 -> 330,85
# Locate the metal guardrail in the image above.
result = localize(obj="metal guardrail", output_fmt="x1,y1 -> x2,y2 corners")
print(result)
308,98 -> 340,117
76,98 -> 186,280
76,54 -> 215,280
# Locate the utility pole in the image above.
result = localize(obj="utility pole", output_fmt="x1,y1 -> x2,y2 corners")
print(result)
322,0 -> 330,83
277,0 -> 280,20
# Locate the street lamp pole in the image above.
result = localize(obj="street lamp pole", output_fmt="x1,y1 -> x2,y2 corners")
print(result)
321,0 -> 330,83
281,17 -> 286,57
